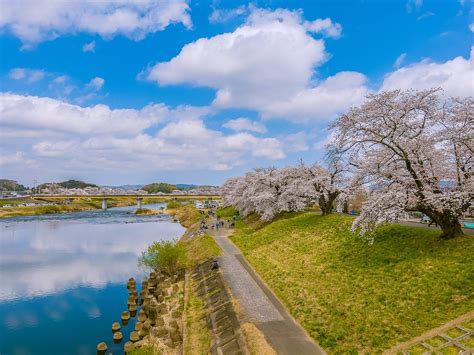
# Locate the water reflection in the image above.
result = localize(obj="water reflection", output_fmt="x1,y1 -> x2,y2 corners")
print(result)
0,204 -> 183,302
0,204 -> 184,354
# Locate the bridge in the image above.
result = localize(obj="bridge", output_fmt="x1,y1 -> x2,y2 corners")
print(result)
29,194 -> 220,210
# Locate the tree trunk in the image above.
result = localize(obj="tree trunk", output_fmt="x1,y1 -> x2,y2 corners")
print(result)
424,210 -> 464,239
320,193 -> 338,216
438,218 -> 464,239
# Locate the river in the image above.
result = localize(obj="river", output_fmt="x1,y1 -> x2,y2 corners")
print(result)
0,204 -> 185,354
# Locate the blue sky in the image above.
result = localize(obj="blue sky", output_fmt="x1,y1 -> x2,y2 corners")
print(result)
0,0 -> 472,186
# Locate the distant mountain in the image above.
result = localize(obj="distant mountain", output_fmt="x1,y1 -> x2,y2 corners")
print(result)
0,179 -> 27,191
39,180 -> 97,189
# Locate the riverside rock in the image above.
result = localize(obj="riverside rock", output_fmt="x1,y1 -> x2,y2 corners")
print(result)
130,331 -> 140,342
121,311 -> 130,321
123,341 -> 134,353
155,316 -> 164,326
138,309 -> 147,322
159,303 -> 168,315
171,309 -> 181,318
97,342 -> 107,354
113,331 -> 123,343
169,319 -> 179,330
134,322 -> 143,332
111,322 -> 120,332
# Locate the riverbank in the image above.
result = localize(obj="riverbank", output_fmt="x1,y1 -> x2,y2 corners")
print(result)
0,196 -> 214,218
229,211 -> 474,353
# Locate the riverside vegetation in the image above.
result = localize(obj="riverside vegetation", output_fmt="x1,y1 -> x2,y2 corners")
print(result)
101,202 -> 222,354
228,209 -> 474,353
0,196 -> 209,218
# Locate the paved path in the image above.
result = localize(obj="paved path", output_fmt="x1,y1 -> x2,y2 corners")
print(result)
398,220 -> 474,235
210,224 -> 325,355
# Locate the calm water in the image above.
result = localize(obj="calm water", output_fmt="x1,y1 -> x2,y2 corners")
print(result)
0,204 -> 185,355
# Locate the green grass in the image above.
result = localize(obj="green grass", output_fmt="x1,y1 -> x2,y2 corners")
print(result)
216,205 -> 238,219
230,212 -> 474,353
184,278 -> 213,354
168,203 -> 203,228
184,234 -> 221,268
166,200 -> 182,209
127,345 -> 160,354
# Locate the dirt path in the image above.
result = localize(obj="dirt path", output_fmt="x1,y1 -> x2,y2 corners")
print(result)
209,223 -> 325,355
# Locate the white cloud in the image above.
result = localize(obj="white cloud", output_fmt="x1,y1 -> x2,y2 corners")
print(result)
382,47 -> 474,98
82,40 -> 96,52
86,77 -> 105,91
394,53 -> 407,68
147,8 -> 364,122
304,18 -> 342,39
223,118 -> 267,133
0,93 -> 286,181
0,0 -> 192,47
282,132 -> 310,153
0,93 -> 167,135
469,23 -> 474,32
209,5 -> 248,24
260,72 -> 369,122
9,68 -> 45,82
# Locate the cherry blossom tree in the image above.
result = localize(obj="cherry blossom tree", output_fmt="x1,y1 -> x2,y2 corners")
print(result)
221,154 -> 355,220
294,151 -> 353,216
331,88 -> 473,239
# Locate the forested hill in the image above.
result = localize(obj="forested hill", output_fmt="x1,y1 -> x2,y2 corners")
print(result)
39,180 -> 98,189
0,179 -> 27,191
141,183 -> 177,194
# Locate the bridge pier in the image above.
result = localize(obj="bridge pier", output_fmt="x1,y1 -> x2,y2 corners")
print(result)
137,197 -> 143,210
102,198 -> 107,210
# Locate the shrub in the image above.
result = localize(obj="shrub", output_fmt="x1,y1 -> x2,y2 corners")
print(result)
139,240 -> 187,275
166,200 -> 181,209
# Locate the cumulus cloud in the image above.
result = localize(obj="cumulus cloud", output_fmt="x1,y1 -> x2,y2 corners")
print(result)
223,118 -> 267,133
304,18 -> 342,39
147,7 -> 364,122
260,71 -> 369,122
82,40 -> 96,52
0,93 -> 167,135
0,93 -> 286,181
0,0 -> 192,47
382,47 -> 474,97
470,23 -> 474,32
9,68 -> 45,82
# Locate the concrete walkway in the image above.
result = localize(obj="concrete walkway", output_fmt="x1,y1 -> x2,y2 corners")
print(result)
210,224 -> 325,355
398,220 -> 474,235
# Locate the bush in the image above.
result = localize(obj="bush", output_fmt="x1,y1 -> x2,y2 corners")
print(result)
166,200 -> 181,209
139,240 -> 187,275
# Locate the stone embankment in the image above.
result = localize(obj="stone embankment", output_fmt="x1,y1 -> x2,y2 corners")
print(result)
97,271 -> 185,354
191,259 -> 247,354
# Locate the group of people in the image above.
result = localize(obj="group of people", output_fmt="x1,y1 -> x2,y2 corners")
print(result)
198,208 -> 237,234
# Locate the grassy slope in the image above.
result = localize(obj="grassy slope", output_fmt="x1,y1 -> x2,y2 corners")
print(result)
231,212 -> 474,353
167,203 -> 203,228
